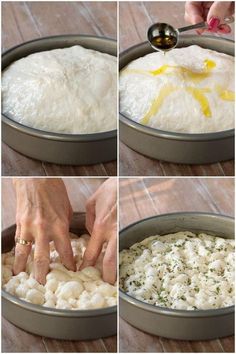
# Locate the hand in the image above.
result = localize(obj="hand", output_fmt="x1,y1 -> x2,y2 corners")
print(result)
185,1 -> 234,34
13,178 -> 75,284
80,178 -> 117,284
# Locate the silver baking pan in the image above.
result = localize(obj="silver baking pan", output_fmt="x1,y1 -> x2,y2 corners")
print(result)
2,35 -> 117,165
2,212 -> 117,340
119,35 -> 234,164
119,212 -> 234,340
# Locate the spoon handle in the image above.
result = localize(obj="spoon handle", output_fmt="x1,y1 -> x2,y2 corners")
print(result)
178,15 -> 234,33
178,22 -> 206,33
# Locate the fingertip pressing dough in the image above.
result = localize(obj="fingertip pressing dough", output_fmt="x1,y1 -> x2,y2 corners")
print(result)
119,45 -> 235,134
2,233 -> 117,310
2,45 -> 117,134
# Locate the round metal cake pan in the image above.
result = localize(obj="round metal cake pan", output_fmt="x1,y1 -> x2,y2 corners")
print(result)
2,35 -> 117,165
119,212 -> 234,340
119,35 -> 234,164
2,212 -> 117,340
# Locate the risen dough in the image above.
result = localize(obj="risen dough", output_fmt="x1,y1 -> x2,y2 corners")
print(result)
2,233 -> 117,310
2,45 -> 117,134
120,45 -> 235,133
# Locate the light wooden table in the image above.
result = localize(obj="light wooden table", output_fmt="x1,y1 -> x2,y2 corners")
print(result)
2,177 -> 117,353
119,177 -> 234,353
2,1 -> 117,177
119,1 -> 234,177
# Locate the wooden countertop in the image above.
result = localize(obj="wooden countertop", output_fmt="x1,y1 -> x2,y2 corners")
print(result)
2,1 -> 117,177
119,177 -> 234,352
119,1 -> 234,177
2,177 -> 117,353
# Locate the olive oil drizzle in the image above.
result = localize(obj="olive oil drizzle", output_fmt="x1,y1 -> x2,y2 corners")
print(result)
140,85 -> 177,125
141,85 -> 234,126
141,86 -> 212,125
215,85 -> 235,101
121,58 -> 234,125
150,59 -> 216,82
122,59 -> 216,82
186,87 -> 212,118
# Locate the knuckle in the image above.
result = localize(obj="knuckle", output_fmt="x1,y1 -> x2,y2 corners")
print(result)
35,220 -> 47,230
84,251 -> 97,264
31,216 -> 48,230
34,255 -> 50,267
94,219 -> 105,232
54,220 -> 68,233
19,216 -> 32,227
61,247 -> 73,257
15,248 -> 28,258
104,254 -> 116,268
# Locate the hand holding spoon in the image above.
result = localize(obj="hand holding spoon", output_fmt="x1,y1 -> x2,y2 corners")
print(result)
147,17 -> 234,52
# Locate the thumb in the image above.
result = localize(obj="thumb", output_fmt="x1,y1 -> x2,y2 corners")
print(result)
207,2 -> 232,30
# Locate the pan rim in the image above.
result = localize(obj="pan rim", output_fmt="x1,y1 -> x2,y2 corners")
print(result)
2,289 -> 117,317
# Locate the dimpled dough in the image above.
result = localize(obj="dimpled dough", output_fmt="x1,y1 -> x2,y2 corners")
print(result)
120,231 -> 235,310
2,45 -> 117,134
2,234 -> 117,310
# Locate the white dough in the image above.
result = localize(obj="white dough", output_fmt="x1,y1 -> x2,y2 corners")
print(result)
26,289 -> 45,305
2,233 -> 117,310
119,231 -> 235,310
2,45 -> 117,134
120,45 -> 235,133
56,281 -> 84,300
45,279 -> 59,293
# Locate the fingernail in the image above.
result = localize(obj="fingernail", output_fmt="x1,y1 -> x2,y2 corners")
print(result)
66,260 -> 76,272
35,274 -> 46,285
13,267 -> 18,276
208,17 -> 220,31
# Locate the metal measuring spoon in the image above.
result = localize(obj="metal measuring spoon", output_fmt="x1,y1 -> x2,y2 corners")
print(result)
148,17 -> 234,52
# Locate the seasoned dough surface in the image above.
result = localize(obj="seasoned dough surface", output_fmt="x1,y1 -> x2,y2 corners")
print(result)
119,231 -> 234,310
2,45 -> 117,134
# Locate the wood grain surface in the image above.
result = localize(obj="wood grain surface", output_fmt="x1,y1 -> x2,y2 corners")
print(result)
119,177 -> 234,353
2,1 -> 117,177
119,1 -> 235,177
2,177 -> 117,353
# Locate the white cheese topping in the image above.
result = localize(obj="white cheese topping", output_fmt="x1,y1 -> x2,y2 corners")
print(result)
2,234 -> 117,310
2,45 -> 117,134
119,231 -> 234,310
119,45 -> 234,134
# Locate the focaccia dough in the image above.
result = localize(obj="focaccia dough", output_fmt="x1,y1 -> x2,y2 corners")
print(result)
120,231 -> 234,310
2,233 -> 117,310
2,45 -> 117,134
120,45 -> 234,134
